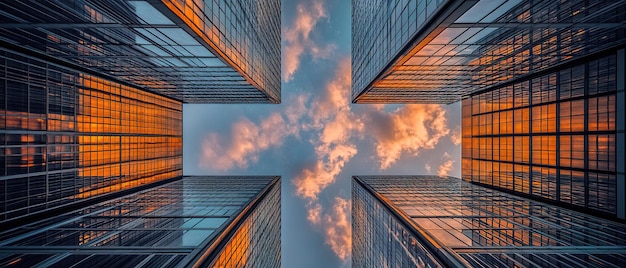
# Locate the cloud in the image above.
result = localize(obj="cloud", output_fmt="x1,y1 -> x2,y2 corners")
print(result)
450,126 -> 462,145
425,163 -> 431,173
290,58 -> 357,263
307,202 -> 322,225
200,110 -> 298,171
437,159 -> 455,177
294,58 -> 361,200
282,0 -> 335,82
370,104 -> 450,169
323,197 -> 351,262
437,152 -> 455,176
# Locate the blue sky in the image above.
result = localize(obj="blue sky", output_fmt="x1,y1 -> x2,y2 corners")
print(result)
183,0 -> 461,267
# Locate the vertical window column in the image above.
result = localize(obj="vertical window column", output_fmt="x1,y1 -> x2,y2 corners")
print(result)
617,48 -> 625,220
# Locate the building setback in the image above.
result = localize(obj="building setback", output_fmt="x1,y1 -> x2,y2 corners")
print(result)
0,176 -> 281,267
353,175 -> 626,267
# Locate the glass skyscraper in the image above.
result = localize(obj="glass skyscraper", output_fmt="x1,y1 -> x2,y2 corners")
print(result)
352,1 -> 626,264
352,0 -> 625,219
0,48 -> 184,222
0,0 -> 280,103
0,176 -> 281,267
352,0 -> 625,104
0,0 -> 281,266
353,175 -> 626,267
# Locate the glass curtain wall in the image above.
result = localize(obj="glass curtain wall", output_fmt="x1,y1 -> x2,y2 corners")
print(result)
0,48 -> 183,222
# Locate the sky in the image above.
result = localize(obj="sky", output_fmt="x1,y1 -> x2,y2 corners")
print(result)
183,0 -> 461,267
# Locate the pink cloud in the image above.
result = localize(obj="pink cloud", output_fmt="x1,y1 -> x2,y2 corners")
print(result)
282,0 -> 335,82
373,104 -> 450,169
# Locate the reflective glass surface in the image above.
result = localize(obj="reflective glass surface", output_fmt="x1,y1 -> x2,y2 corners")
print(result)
352,0 -> 626,103
462,53 -> 619,217
354,176 -> 626,267
353,177 -> 444,268
0,176 -> 280,267
208,175 -> 281,268
0,49 -> 183,222
0,0 -> 281,103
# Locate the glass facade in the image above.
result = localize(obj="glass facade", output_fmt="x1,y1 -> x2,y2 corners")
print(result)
0,0 -> 281,103
462,52 -> 623,218
353,176 -> 444,267
0,48 -> 183,222
353,0 -> 626,219
0,176 -> 280,267
208,175 -> 281,268
353,175 -> 626,267
352,0 -> 445,102
352,0 -> 626,103
0,2 -> 280,266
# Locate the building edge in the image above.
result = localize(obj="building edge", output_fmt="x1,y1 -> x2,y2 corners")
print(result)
186,175 -> 281,268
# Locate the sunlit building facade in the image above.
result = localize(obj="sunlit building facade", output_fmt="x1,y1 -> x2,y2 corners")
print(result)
0,1 -> 281,265
1,0 -> 281,221
0,48 -> 183,222
352,0 -> 625,104
0,176 -> 281,267
353,175 -> 626,267
462,52 -> 625,219
352,0 -> 626,219
0,0 -> 281,103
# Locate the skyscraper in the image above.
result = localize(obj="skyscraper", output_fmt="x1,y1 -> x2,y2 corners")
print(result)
0,0 -> 281,103
352,0 -> 625,219
0,0 -> 280,222
0,176 -> 281,267
0,0 -> 281,266
353,175 -> 626,267
0,50 -> 184,222
352,0 -> 625,104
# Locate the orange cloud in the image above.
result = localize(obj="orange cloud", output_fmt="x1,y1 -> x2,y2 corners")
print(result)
294,58 -> 361,200
282,0 -> 335,82
437,160 -> 455,176
294,143 -> 357,200
373,104 -> 450,169
437,152 -> 455,177
291,58 -> 357,263
307,202 -> 322,225
450,126 -> 462,145
200,112 -> 296,171
323,197 -> 351,262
